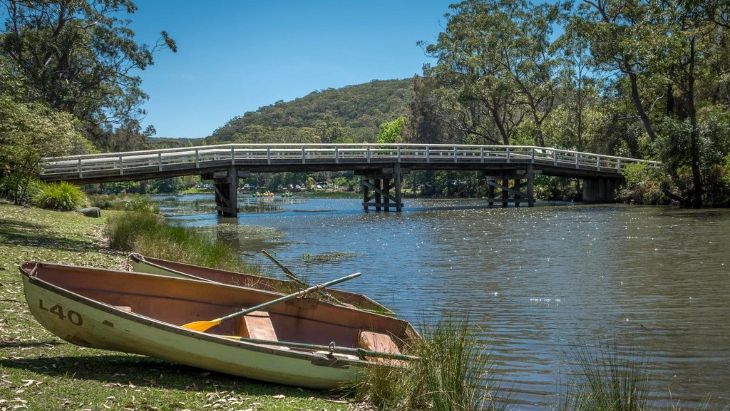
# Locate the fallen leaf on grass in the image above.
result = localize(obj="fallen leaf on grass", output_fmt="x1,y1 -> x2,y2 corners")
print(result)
272,394 -> 285,399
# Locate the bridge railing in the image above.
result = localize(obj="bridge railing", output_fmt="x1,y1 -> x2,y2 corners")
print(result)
40,144 -> 660,179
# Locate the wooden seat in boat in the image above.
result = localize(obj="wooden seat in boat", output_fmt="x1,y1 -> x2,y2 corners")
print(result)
357,330 -> 400,355
240,310 -> 278,341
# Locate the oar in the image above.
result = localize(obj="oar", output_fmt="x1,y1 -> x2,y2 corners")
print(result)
221,336 -> 420,361
261,250 -> 347,306
261,250 -> 300,283
181,272 -> 361,332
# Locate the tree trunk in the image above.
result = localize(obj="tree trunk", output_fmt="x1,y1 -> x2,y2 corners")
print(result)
628,71 -> 659,142
687,37 -> 702,208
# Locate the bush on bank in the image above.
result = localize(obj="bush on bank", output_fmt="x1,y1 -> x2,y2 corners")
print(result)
32,181 -> 88,211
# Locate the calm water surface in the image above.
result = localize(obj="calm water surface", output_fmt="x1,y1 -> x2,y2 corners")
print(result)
166,196 -> 730,410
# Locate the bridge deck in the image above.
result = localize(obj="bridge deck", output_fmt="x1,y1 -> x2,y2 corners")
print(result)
39,144 -> 659,184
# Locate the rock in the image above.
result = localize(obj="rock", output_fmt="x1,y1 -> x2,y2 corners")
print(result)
77,207 -> 101,218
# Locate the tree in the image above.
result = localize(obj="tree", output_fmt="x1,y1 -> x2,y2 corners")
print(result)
573,0 -> 730,207
0,91 -> 87,204
377,117 -> 406,144
405,74 -> 452,144
0,0 -> 176,130
422,0 -> 564,146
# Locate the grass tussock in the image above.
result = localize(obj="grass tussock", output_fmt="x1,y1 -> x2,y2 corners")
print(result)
559,339 -> 651,411
354,318 -> 501,411
89,194 -> 159,212
105,210 -> 259,275
32,181 -> 88,211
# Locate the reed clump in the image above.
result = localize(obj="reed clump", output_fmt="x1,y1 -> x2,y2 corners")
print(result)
559,339 -> 651,411
354,318 -> 501,411
105,210 -> 259,275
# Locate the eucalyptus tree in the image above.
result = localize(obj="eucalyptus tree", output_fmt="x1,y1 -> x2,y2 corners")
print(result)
573,0 -> 730,207
421,0 -> 565,146
0,0 -> 176,131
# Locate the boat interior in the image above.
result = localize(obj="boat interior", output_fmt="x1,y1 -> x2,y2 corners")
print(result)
131,254 -> 390,314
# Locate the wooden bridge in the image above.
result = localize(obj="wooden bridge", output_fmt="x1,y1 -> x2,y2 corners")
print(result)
39,143 -> 659,216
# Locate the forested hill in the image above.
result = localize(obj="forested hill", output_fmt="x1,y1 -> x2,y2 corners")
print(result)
205,79 -> 411,144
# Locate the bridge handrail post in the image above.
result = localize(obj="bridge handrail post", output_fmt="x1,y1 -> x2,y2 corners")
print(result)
367,145 -> 371,163
506,147 -> 511,163
397,145 -> 401,162
119,155 -> 123,175
335,145 -> 339,164
302,145 -> 306,164
453,146 -> 457,163
195,149 -> 200,169
267,146 -> 271,165
596,155 -> 601,171
531,147 -> 535,163
617,158 -> 622,172
553,150 -> 558,166
78,158 -> 83,178
575,153 -> 579,169
231,146 -> 235,165
480,146 -> 484,163
158,152 -> 163,172
426,146 -> 430,163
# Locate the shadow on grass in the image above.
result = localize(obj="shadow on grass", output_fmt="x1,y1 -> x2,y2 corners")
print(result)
0,218 -> 99,252
0,354 -> 329,397
0,340 -> 65,348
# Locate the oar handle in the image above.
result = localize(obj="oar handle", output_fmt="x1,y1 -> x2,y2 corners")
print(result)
220,272 -> 361,322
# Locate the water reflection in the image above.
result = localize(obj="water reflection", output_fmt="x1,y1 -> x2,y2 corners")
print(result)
159,196 -> 730,409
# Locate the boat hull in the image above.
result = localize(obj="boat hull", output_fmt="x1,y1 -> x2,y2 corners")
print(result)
21,262 -> 416,389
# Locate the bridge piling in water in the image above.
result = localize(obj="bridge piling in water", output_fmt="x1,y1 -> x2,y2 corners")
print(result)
484,165 -> 536,207
583,178 -> 621,202
206,167 -> 242,217
358,164 -> 404,212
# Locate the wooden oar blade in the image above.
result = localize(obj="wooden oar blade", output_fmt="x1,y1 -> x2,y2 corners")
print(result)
182,318 -> 222,332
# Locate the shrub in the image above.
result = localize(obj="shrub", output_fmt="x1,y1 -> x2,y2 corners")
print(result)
32,181 -> 87,211
617,163 -> 669,205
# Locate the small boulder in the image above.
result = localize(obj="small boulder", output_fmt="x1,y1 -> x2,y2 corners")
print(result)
77,207 -> 101,218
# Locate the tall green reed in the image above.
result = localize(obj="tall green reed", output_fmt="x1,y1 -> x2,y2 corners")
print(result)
105,210 -> 259,275
560,339 -> 651,411
354,318 -> 502,411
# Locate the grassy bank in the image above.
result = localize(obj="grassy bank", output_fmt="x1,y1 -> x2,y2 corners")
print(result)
0,202 -> 361,411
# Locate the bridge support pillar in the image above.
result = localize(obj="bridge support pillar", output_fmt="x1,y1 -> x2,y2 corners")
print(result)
358,165 -> 404,212
583,178 -> 621,202
485,166 -> 536,207
211,167 -> 239,217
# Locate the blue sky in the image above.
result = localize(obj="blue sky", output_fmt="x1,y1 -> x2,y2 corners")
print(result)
130,1 -> 454,139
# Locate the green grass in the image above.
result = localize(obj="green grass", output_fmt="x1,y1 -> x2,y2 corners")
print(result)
0,202 -> 361,410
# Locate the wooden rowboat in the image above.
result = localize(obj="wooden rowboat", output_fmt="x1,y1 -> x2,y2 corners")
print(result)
20,261 -> 419,389
128,253 -> 395,316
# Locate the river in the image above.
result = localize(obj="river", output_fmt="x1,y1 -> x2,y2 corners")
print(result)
162,195 -> 730,410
